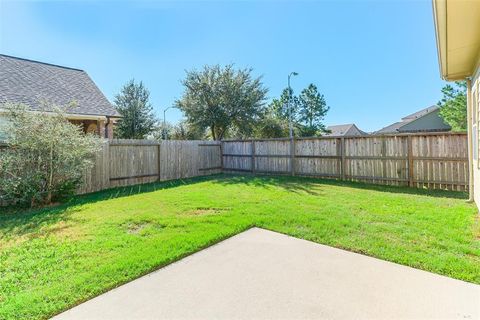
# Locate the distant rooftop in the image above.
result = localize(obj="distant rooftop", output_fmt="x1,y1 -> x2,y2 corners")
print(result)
401,106 -> 439,121
375,105 -> 450,134
325,124 -> 368,137
0,54 -> 120,117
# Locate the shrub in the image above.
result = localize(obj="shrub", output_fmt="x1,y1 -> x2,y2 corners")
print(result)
0,104 -> 102,207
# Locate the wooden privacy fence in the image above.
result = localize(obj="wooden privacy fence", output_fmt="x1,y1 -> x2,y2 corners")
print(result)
79,139 -> 222,194
222,132 -> 468,191
1,133 -> 469,195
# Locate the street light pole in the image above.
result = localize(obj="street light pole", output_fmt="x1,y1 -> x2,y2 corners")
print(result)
287,72 -> 298,138
163,106 -> 176,140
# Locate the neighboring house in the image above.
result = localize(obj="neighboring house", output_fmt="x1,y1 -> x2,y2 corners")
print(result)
0,54 -> 120,140
432,0 -> 480,206
325,124 -> 368,137
375,106 -> 451,134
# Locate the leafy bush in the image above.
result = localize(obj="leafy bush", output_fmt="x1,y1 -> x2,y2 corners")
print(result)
0,104 -> 102,207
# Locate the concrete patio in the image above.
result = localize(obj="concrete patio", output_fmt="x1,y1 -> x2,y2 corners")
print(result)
54,227 -> 480,320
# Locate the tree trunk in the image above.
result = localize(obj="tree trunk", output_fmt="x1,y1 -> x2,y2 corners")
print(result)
210,125 -> 216,140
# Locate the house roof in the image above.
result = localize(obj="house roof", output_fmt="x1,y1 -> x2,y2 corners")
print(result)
325,124 -> 368,136
401,105 -> 439,121
0,54 -> 120,117
375,105 -> 443,134
433,0 -> 480,80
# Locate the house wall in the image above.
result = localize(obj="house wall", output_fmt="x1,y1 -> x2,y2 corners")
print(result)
399,109 -> 451,132
0,115 -> 114,141
471,64 -> 480,207
69,119 -> 114,139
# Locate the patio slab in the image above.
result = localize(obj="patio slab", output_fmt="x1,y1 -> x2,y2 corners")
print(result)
54,227 -> 480,320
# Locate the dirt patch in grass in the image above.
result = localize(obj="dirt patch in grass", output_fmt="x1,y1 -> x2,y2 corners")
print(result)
43,221 -> 85,241
124,221 -> 150,234
122,221 -> 165,235
187,207 -> 231,216
0,221 -> 84,250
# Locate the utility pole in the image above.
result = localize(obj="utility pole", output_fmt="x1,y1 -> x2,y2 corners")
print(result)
163,106 -> 176,140
287,72 -> 298,138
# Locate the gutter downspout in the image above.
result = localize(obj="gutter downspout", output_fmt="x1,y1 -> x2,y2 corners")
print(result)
467,78 -> 474,202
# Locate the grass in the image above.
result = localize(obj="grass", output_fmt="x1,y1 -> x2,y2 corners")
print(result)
1,174 -> 479,319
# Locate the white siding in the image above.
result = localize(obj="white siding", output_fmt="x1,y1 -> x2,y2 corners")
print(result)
471,65 -> 480,207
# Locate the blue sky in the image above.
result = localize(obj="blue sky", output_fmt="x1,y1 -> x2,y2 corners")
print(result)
0,0 -> 445,132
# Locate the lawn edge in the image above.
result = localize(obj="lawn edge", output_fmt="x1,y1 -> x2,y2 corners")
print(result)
47,224 -> 256,320
256,226 -> 480,286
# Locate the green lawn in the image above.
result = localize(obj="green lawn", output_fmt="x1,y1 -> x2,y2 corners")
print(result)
1,174 -> 479,319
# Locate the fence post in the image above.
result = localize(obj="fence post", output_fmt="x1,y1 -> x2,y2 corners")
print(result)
340,137 -> 346,180
290,137 -> 296,176
251,139 -> 256,174
157,142 -> 161,181
220,141 -> 224,172
105,140 -> 111,190
407,135 -> 414,187
381,136 -> 387,180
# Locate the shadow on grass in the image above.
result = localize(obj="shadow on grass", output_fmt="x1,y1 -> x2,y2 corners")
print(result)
0,173 -> 469,238
0,175 -> 222,238
209,174 -> 469,200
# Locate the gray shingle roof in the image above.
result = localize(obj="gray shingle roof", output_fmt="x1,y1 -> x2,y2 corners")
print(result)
375,122 -> 404,134
325,124 -> 368,136
0,54 -> 120,117
375,105 -> 440,134
401,105 -> 439,120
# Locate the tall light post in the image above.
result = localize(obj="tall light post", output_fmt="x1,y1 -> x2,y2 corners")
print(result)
163,106 -> 177,140
287,72 -> 298,138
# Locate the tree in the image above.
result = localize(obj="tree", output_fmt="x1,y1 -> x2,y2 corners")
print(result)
171,120 -> 206,140
175,64 -> 268,140
265,84 -> 329,137
151,121 -> 174,140
297,84 -> 329,136
0,104 -> 101,207
438,81 -> 467,131
114,80 -> 156,139
253,111 -> 289,138
268,88 -> 299,120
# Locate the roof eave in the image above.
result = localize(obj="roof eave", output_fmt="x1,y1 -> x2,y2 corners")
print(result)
433,0 -> 480,81
433,0 -> 447,80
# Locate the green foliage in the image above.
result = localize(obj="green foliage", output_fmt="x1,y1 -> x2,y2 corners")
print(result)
175,64 -> 268,140
151,121 -> 174,140
151,120 -> 206,140
171,120 -> 206,140
114,79 -> 157,139
297,84 -> 329,136
0,104 -> 101,207
253,111 -> 289,138
266,84 -> 329,137
268,88 -> 299,120
0,175 -> 477,319
438,81 -> 467,131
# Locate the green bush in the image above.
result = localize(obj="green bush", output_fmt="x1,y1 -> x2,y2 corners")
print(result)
0,104 -> 101,207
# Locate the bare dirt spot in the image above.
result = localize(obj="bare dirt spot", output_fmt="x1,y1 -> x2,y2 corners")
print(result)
125,222 -> 150,234
1,221 -> 84,250
187,207 -> 231,216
